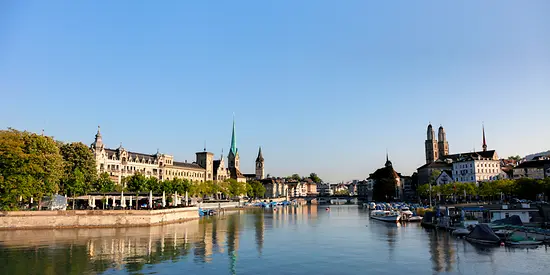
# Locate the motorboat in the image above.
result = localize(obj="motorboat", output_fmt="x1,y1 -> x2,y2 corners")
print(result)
465,224 -> 501,245
506,240 -> 543,246
370,210 -> 401,223
330,199 -> 347,205
452,228 -> 471,237
400,207 -> 422,222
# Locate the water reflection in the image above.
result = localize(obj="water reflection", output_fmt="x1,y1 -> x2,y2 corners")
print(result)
0,210 -> 254,275
426,230 -> 456,273
1,206 -> 549,275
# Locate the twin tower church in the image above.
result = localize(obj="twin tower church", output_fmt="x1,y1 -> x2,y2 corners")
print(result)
90,119 -> 265,185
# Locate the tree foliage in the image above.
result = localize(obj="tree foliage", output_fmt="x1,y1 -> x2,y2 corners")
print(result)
247,181 -> 266,198
309,173 -> 322,183
93,172 -> 116,193
0,129 -> 64,210
58,142 -> 97,194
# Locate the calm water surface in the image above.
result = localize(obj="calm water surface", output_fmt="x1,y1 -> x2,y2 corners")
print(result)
1,205 -> 549,275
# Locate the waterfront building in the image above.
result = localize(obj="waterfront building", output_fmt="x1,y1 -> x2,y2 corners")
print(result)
90,117 -> 263,185
260,178 -> 288,198
316,183 -> 332,196
418,123 -> 502,185
369,154 -> 404,201
435,170 -> 453,185
513,159 -> 550,179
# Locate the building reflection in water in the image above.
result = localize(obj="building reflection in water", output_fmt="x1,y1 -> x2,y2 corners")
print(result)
0,211 -> 250,275
427,230 -> 456,273
0,207 -> 320,275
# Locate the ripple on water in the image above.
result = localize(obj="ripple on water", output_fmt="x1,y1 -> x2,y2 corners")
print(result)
0,205 -> 549,275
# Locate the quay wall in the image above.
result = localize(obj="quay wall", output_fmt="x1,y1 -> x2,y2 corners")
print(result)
0,207 -> 199,230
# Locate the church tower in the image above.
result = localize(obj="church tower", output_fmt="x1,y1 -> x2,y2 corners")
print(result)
425,124 -> 438,164
437,125 -> 449,158
482,124 -> 487,152
255,147 -> 265,180
91,126 -> 104,155
228,117 -> 240,170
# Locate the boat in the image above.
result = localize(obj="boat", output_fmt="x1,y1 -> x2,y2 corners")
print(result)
465,224 -> 501,245
407,216 -> 423,222
506,240 -> 543,246
370,210 -> 401,223
421,211 -> 437,229
452,228 -> 471,237
330,199 -> 347,205
400,207 -> 422,222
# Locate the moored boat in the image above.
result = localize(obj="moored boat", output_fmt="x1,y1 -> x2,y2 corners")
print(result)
465,224 -> 501,245
370,210 -> 401,223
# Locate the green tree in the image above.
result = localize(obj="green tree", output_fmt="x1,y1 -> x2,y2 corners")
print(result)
125,174 -> 148,193
417,184 -> 430,198
58,142 -> 97,195
309,173 -> 322,183
507,155 -> 522,161
93,172 -> 115,193
247,181 -> 266,199
0,129 -> 64,210
65,168 -> 87,209
227,179 -> 247,197
290,174 -> 301,181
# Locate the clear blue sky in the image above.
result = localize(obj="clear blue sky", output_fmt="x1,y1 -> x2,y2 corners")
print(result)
1,1 -> 549,182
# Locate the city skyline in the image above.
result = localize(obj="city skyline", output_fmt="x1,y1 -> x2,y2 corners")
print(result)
1,1 -> 549,182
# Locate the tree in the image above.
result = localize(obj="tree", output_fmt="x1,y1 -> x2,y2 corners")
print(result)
93,172 -> 115,193
290,174 -> 301,181
309,173 -> 322,183
58,142 -> 97,195
247,181 -> 266,199
0,129 -> 64,210
507,155 -> 522,161
65,168 -> 87,209
227,179 -> 247,197
125,174 -> 148,193
417,184 -> 430,198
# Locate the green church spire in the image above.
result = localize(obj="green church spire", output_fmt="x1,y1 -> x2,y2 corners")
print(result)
230,115 -> 237,155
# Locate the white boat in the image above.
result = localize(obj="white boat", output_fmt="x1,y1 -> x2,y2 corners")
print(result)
370,210 -> 401,223
399,207 -> 422,222
330,199 -> 347,205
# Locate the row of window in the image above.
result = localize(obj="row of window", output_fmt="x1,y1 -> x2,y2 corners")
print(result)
454,168 -> 500,175
455,162 -> 499,169
456,175 -> 499,182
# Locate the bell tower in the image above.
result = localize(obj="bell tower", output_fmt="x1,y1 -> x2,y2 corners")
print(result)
255,147 -> 265,180
425,123 -> 438,163
228,116 -> 240,170
437,125 -> 449,158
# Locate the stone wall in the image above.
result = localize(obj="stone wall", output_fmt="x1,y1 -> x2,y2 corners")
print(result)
0,207 -> 199,230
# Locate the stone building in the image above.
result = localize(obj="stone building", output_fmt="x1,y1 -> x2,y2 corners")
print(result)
513,159 -> 550,179
418,123 -> 502,185
91,118 -> 263,185
369,155 -> 403,201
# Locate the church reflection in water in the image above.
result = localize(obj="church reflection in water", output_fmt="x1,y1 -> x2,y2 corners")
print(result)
0,210 -> 266,275
426,229 -> 456,273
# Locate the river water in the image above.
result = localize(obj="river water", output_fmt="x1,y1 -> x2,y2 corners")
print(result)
0,205 -> 548,275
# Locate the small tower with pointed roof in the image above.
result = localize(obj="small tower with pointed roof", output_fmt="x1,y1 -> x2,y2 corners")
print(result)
91,126 -> 104,153
437,125 -> 449,159
255,147 -> 265,180
482,124 -> 488,152
425,123 -> 438,164
228,116 -> 240,170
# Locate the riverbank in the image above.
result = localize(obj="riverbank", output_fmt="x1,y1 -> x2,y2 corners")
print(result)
0,207 -> 199,230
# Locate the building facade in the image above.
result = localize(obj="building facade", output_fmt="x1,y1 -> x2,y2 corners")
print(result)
91,118 -> 262,185
513,159 -> 550,179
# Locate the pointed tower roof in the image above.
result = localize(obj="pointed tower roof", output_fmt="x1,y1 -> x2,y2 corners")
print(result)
256,147 -> 264,162
482,124 -> 487,152
385,150 -> 392,167
230,115 -> 237,155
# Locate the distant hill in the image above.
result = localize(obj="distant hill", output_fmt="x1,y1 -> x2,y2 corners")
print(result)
524,150 -> 550,161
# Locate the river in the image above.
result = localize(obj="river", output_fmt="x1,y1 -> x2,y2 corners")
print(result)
0,205 -> 548,275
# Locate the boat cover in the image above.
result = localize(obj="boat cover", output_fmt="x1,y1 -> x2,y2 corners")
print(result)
492,215 -> 523,226
466,224 -> 500,242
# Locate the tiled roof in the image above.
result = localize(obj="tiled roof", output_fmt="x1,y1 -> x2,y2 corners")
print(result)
173,161 -> 204,170
515,159 -> 550,169
444,150 -> 497,161
417,160 -> 452,170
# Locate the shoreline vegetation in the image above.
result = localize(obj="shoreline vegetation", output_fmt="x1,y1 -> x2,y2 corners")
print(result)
0,128 -> 266,211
